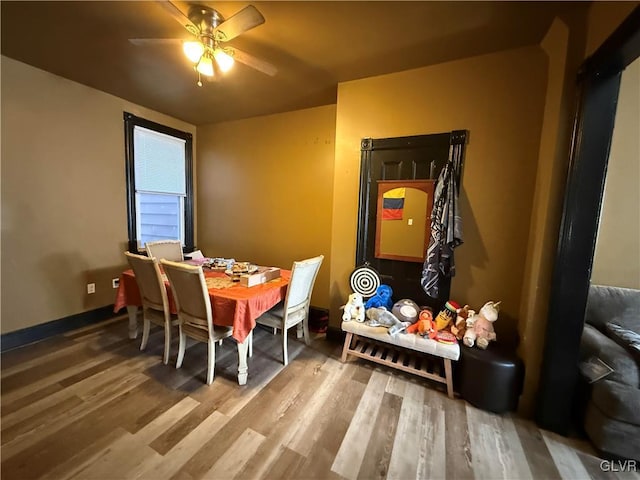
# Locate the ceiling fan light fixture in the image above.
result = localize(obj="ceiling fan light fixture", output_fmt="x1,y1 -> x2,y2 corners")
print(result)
196,54 -> 215,77
214,49 -> 234,73
183,41 -> 205,63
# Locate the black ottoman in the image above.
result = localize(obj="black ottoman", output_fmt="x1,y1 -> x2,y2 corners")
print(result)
457,343 -> 524,413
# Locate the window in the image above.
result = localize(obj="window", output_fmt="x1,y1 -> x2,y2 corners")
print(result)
124,112 -> 194,253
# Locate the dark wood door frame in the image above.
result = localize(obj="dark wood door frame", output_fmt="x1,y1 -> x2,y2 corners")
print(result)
536,7 -> 640,434
356,131 -> 467,310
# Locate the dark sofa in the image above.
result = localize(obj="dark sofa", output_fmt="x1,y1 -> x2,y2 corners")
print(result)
580,284 -> 640,461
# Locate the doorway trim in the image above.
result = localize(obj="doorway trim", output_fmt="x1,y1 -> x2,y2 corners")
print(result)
536,7 -> 640,433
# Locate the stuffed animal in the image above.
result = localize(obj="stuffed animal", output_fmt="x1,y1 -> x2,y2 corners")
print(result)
406,308 -> 436,339
463,301 -> 501,349
342,292 -> 366,322
391,299 -> 420,324
365,307 -> 406,336
364,284 -> 394,310
451,304 -> 474,340
434,300 -> 460,331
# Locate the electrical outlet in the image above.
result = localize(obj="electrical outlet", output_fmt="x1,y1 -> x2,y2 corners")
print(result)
87,283 -> 96,294
112,278 -> 120,289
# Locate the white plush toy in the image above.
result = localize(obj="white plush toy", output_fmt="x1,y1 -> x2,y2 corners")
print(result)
342,292 -> 366,322
463,301 -> 501,349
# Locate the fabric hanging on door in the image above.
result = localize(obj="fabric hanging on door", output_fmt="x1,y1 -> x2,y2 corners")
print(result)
421,144 -> 464,299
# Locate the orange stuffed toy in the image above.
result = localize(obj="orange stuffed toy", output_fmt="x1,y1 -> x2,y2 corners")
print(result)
406,308 -> 436,339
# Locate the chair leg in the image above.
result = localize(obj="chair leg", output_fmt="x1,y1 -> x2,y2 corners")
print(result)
163,322 -> 171,365
282,326 -> 289,366
140,317 -> 151,351
248,330 -> 253,358
207,339 -> 215,385
176,328 -> 186,369
296,323 -> 303,339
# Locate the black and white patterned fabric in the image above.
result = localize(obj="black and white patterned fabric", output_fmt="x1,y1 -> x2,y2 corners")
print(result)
421,144 -> 464,299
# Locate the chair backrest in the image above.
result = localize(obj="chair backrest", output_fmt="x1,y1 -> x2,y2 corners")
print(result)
160,259 -> 213,335
284,255 -> 324,312
145,240 -> 184,262
125,251 -> 169,313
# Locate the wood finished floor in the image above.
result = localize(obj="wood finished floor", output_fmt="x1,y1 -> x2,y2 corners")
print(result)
1,317 -> 636,480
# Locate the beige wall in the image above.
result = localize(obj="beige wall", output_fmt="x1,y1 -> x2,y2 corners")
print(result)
330,46 -> 548,336
1,56 -> 196,333
592,58 -> 640,288
196,106 -> 336,308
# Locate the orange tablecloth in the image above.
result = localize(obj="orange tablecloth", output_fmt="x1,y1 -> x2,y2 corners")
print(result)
114,268 -> 290,343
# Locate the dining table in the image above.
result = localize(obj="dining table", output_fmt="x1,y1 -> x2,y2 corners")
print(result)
113,264 -> 290,385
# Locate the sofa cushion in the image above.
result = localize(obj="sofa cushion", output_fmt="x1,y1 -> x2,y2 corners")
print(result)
590,379 -> 640,427
585,398 -> 640,461
585,285 -> 640,333
581,324 -> 640,387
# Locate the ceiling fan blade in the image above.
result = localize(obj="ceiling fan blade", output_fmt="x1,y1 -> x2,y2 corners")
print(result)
214,5 -> 265,42
157,0 -> 198,35
128,38 -> 183,46
232,48 -> 277,76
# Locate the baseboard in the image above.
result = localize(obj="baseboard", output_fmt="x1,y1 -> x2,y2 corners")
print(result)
1,305 -> 118,353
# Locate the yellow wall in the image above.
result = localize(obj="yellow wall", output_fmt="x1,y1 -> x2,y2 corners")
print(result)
1,56 -> 196,333
196,106 -> 336,308
584,1 -> 639,58
592,58 -> 640,288
517,18 -> 575,416
330,46 -> 548,335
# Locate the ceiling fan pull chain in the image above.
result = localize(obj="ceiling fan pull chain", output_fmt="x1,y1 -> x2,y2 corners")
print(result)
197,71 -> 203,87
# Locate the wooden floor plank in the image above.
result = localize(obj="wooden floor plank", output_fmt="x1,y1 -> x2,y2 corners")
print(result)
443,396 -> 475,479
357,391 -> 402,480
513,416 -> 563,480
40,397 -> 199,480
331,369 -> 389,480
0,335 -> 77,371
466,403 -> 533,480
417,403 -> 447,480
258,445 -> 307,480
39,427 -> 131,480
386,379 -> 425,480
542,430 -> 593,480
0,371 -> 150,462
138,410 -> 230,480
283,357 -> 352,456
0,318 -> 611,480
202,427 -> 266,479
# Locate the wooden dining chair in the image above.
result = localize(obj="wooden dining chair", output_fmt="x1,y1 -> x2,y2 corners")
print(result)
124,251 -> 179,365
160,259 -> 233,385
255,255 -> 324,366
145,239 -> 184,262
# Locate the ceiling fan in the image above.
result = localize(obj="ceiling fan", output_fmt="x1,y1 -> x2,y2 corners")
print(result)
130,1 -> 277,86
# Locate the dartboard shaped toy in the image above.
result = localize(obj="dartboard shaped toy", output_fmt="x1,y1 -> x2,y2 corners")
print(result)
349,263 -> 381,299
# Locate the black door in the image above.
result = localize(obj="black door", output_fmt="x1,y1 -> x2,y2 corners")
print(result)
355,131 -> 466,310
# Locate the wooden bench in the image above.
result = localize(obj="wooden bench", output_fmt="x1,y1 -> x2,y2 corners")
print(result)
340,321 -> 460,398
